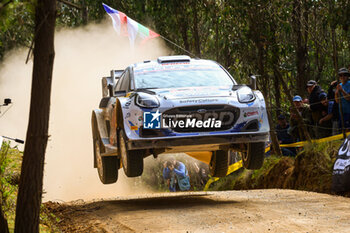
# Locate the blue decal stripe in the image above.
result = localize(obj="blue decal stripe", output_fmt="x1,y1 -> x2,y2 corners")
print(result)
174,133 -> 200,136
209,131 -> 232,135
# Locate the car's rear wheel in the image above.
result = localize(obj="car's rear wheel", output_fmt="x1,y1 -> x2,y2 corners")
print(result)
209,150 -> 229,177
242,142 -> 265,169
119,130 -> 144,177
92,112 -> 119,184
94,138 -> 119,184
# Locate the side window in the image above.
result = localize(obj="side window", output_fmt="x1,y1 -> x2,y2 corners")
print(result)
115,72 -> 124,91
120,69 -> 130,91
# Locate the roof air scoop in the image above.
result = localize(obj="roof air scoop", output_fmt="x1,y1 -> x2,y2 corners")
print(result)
157,55 -> 191,64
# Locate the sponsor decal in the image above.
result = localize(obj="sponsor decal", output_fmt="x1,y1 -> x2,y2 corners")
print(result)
131,126 -> 138,130
244,111 -> 259,117
138,116 -> 143,121
334,158 -> 350,170
143,110 -> 161,129
247,102 -> 254,107
179,99 -> 219,104
338,138 -> 350,156
125,112 -> 131,118
163,117 -> 221,129
128,121 -> 140,134
125,100 -> 132,107
143,110 -> 223,129
259,113 -> 264,124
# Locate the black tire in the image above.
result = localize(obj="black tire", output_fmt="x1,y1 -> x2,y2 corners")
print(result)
94,139 -> 119,184
209,150 -> 229,177
242,142 -> 265,169
119,130 -> 144,177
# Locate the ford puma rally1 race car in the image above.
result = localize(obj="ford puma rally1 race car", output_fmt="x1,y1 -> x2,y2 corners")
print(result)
91,55 -> 269,184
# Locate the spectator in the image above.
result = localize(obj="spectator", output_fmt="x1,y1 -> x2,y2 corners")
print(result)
289,95 -> 312,141
276,114 -> 296,156
327,80 -> 340,133
328,80 -> 338,101
307,80 -> 325,137
163,160 -> 177,192
318,92 -> 335,137
335,68 -> 350,129
163,157 -> 190,191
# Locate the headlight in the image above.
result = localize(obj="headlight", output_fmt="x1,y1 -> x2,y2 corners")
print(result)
237,86 -> 255,103
135,92 -> 160,108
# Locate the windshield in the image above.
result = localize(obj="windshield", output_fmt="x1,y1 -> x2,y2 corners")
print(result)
133,63 -> 235,89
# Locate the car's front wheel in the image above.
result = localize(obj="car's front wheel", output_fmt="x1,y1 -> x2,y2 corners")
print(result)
119,130 -> 145,177
94,138 -> 119,184
242,142 -> 265,169
209,150 -> 229,177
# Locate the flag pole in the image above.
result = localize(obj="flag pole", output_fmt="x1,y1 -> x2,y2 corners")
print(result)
159,35 -> 199,59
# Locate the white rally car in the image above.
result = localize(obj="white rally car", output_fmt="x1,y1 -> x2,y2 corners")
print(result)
92,55 -> 269,184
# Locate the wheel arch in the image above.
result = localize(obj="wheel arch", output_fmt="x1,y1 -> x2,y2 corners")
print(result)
114,98 -> 125,130
92,109 -> 109,167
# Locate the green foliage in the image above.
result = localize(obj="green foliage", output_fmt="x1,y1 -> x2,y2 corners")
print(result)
45,0 -> 350,117
0,141 -> 60,232
208,140 -> 343,194
286,141 -> 340,193
0,141 -> 19,224
0,0 -> 34,60
0,141 -> 20,231
1,0 -> 350,106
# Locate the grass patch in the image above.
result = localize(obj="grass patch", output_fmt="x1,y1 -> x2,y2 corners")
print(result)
285,141 -> 340,193
0,142 -> 60,232
208,140 -> 343,194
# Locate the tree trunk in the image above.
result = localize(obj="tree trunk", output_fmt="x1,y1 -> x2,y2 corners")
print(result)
266,100 -> 282,156
270,23 -> 282,116
14,0 -> 56,232
215,6 -> 219,62
292,0 -> 309,96
0,206 -> 9,233
192,0 -> 201,57
81,0 -> 88,25
177,2 -> 190,51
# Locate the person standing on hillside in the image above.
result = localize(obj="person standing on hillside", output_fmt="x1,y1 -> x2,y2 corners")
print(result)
289,95 -> 312,141
275,114 -> 296,156
307,80 -> 324,137
327,80 -> 340,134
335,68 -> 350,129
318,92 -> 335,137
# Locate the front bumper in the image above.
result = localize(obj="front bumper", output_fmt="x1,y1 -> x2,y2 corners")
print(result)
127,132 -> 269,150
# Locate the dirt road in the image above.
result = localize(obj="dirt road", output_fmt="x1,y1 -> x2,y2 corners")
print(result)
46,189 -> 350,233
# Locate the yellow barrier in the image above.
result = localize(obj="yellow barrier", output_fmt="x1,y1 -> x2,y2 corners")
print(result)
203,132 -> 349,190
266,132 -> 350,153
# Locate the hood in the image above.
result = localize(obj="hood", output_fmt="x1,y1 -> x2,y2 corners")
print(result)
150,86 -> 234,100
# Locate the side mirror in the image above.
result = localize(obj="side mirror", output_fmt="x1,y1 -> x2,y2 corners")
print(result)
249,75 -> 257,90
3,98 -> 11,106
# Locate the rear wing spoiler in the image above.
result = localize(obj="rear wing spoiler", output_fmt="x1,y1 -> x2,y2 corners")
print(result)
102,70 -> 124,97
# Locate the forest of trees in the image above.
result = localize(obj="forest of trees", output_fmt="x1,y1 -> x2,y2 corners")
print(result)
1,0 -> 350,118
1,1 -> 350,231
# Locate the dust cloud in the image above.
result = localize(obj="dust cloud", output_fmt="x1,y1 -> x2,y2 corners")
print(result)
0,20 -> 169,201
